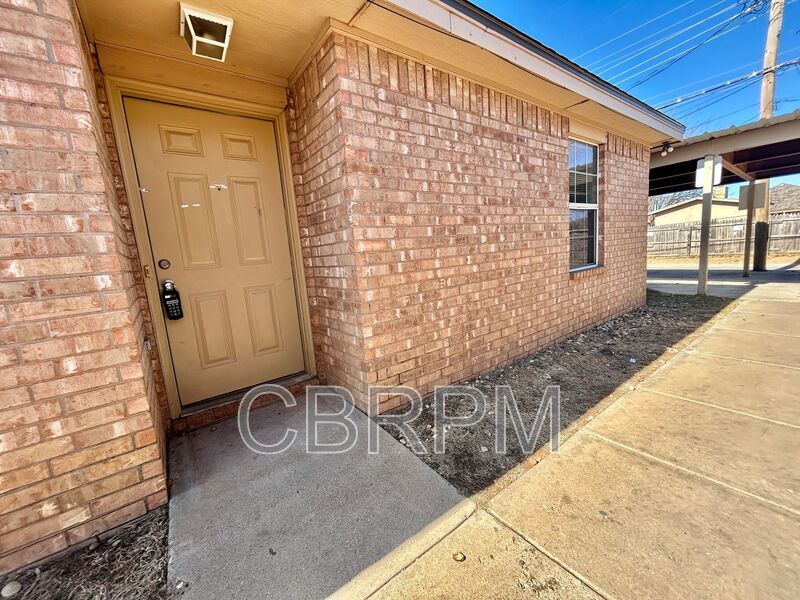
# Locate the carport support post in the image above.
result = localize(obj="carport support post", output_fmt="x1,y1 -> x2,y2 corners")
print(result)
753,188 -> 770,271
742,182 -> 755,277
697,154 -> 716,295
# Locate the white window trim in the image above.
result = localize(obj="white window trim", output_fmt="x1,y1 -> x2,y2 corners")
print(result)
568,138 -> 600,272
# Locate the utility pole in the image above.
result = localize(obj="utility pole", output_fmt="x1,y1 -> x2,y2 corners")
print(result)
753,0 -> 785,271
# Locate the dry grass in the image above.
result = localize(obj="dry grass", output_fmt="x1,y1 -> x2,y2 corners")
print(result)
1,508 -> 169,600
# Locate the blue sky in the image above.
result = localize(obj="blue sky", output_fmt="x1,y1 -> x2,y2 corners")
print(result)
473,0 -> 800,191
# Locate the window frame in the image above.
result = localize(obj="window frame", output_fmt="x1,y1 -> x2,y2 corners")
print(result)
568,137 -> 600,271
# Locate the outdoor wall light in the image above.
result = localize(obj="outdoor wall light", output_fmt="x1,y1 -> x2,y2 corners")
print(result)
179,3 -> 233,62
660,143 -> 674,157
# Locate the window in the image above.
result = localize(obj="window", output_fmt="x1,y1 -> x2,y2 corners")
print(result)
568,139 -> 599,270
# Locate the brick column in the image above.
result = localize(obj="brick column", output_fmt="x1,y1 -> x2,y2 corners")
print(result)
287,33 -> 372,404
0,0 -> 166,574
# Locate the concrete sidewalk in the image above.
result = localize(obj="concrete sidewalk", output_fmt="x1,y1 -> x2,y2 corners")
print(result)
345,282 -> 800,599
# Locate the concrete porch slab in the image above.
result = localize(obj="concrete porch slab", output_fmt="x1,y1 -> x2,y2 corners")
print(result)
369,510 -> 602,600
489,433 -> 800,600
586,389 -> 800,511
640,351 -> 800,425
168,396 -> 465,600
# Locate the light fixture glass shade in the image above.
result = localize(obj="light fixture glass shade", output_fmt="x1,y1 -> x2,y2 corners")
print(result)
179,4 -> 233,63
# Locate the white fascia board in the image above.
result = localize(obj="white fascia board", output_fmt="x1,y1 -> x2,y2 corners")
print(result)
387,0 -> 685,140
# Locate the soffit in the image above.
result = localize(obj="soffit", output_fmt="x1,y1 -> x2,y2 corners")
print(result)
77,0 -> 365,85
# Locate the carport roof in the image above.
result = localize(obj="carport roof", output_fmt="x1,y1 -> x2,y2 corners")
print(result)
649,109 -> 800,196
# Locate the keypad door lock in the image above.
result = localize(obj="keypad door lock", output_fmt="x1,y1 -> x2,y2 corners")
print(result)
161,279 -> 183,320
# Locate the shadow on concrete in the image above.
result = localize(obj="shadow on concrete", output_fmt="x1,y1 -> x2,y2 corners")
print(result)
647,256 -> 800,298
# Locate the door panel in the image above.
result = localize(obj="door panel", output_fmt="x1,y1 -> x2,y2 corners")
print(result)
124,98 -> 305,406
167,173 -> 220,269
244,285 -> 283,356
229,177 -> 271,265
190,290 -> 236,370
221,133 -> 258,160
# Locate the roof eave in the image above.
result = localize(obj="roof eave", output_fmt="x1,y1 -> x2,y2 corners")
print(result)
388,0 -> 685,140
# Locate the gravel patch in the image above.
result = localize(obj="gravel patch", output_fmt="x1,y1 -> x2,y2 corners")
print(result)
0,507 -> 169,600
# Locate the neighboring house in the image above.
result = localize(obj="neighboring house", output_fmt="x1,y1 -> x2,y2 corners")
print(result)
649,183 -> 800,227
0,0 -> 682,572
769,183 -> 800,214
649,197 -> 743,226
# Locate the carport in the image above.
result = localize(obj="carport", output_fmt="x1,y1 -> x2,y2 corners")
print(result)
650,110 -> 800,293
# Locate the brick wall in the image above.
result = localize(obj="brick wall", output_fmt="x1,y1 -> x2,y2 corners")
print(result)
287,34 -> 372,399
289,34 -> 649,412
0,0 -> 166,574
91,55 -> 171,436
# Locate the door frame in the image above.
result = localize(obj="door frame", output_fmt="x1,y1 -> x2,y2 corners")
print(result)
105,75 -> 316,418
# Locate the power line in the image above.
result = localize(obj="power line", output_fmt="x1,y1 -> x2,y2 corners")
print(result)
580,0 -> 640,38
670,74 -> 764,118
684,100 -> 762,131
592,1 -> 736,74
612,8 -> 762,86
586,0 -> 730,69
642,43 -> 800,103
604,11 -> 746,81
645,59 -> 763,102
661,58 -> 800,111
673,77 -> 762,119
573,0 -> 702,59
658,71 -> 763,110
684,95 -> 800,132
669,77 -> 754,118
628,0 -> 796,92
671,78 -> 759,119
656,57 -> 800,109
624,2 -> 769,90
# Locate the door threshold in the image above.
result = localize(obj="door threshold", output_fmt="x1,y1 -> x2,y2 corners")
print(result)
175,372 -> 314,422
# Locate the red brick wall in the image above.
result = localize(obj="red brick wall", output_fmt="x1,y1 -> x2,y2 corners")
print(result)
287,34 -> 372,399
289,34 -> 649,412
0,0 -> 166,574
90,59 -> 171,436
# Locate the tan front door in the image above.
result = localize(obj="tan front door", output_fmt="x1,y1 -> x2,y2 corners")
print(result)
124,98 -> 304,406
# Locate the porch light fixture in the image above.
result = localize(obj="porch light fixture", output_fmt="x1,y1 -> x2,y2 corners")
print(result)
179,3 -> 233,62
660,142 -> 674,157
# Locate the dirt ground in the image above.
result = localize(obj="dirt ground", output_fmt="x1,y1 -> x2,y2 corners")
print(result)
0,508 -> 169,600
379,290 -> 733,497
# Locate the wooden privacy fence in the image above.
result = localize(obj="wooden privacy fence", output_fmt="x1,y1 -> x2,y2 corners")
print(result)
647,211 -> 800,256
